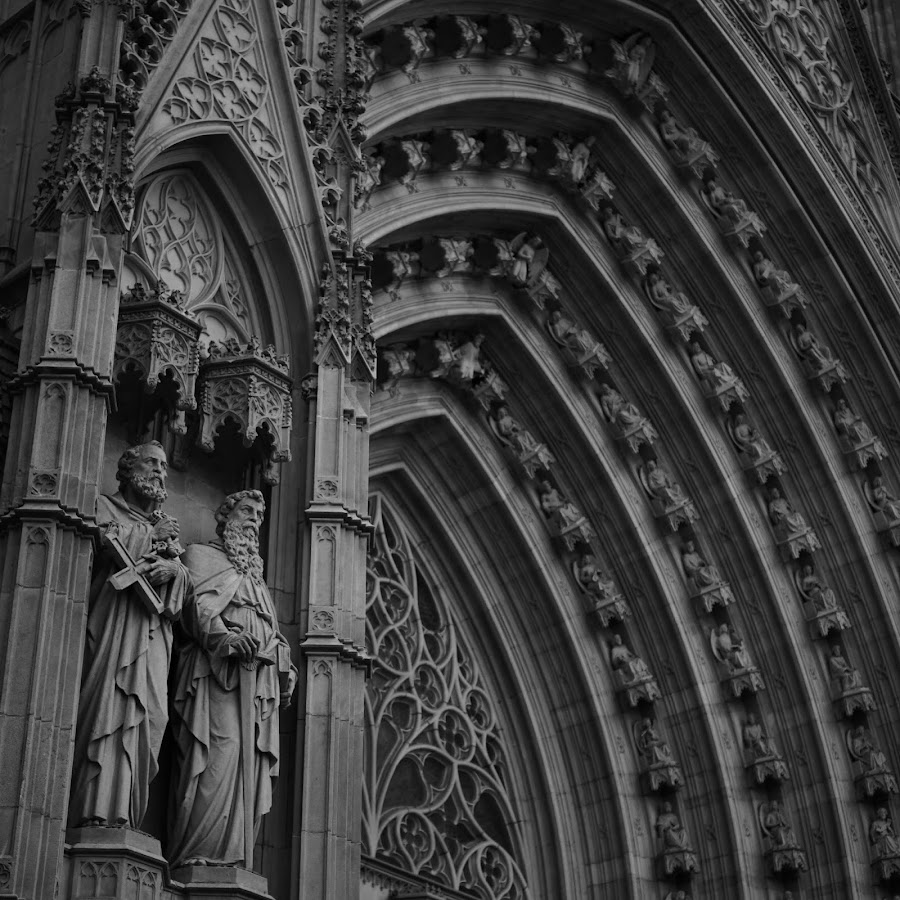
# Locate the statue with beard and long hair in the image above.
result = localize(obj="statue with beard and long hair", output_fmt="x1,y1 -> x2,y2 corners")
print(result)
168,490 -> 297,869
69,441 -> 190,829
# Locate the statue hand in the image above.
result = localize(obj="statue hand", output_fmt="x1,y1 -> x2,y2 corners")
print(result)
226,629 -> 259,662
137,556 -> 181,586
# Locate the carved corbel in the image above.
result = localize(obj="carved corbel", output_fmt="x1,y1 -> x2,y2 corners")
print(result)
113,283 -> 202,433
197,338 -> 293,484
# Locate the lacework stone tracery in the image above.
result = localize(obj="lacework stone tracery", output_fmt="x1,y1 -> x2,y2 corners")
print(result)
363,497 -> 528,899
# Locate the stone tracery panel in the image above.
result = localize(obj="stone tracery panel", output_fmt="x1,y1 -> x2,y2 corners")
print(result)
363,495 -> 528,899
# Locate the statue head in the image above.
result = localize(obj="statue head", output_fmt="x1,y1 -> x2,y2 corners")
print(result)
660,801 -> 673,814
612,634 -> 623,646
683,539 -> 695,553
117,441 -> 168,504
215,489 -> 266,582
746,712 -> 757,725
832,644 -> 842,656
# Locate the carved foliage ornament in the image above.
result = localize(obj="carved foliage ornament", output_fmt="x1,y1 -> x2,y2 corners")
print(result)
198,338 -> 293,483
363,497 -> 528,898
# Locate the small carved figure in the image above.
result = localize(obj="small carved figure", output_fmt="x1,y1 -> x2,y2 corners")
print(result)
446,130 -> 483,169
605,33 -> 667,109
169,491 -> 297,868
491,404 -> 539,455
742,713 -> 777,759
730,413 -> 774,462
702,177 -> 760,232
447,333 -> 485,384
656,802 -> 691,850
869,476 -> 900,522
355,153 -> 384,207
602,207 -> 648,256
566,136 -> 595,185
637,717 -> 677,766
507,233 -> 548,287
643,459 -> 688,509
871,808 -> 900,857
751,251 -> 803,305
398,139 -> 429,183
547,309 -> 608,374
599,383 -> 643,430
537,479 -> 583,530
576,553 -> 617,599
657,108 -> 717,172
712,623 -> 753,673
689,341 -> 746,403
797,564 -> 838,612
381,345 -> 416,395
646,271 -> 693,318
767,488 -> 812,539
398,23 -> 434,74
761,801 -> 800,850
849,726 -> 891,775
828,644 -> 863,693
434,237 -> 474,277
792,322 -> 837,373
383,250 -> 420,288
497,129 -> 531,170
833,397 -> 880,449
69,442 -> 190,830
681,540 -> 723,590
609,634 -> 652,683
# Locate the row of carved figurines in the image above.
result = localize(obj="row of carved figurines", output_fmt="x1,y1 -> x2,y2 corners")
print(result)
68,440 -> 296,872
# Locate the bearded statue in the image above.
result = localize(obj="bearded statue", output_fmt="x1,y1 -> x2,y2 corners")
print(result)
69,441 -> 190,829
168,490 -> 297,870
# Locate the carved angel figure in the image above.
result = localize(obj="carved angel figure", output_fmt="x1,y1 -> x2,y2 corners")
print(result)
868,476 -> 900,522
730,413 -> 775,462
796,564 -> 837,612
767,488 -> 810,538
490,404 -> 539,456
656,803 -> 691,850
435,237 -> 474,277
567,136 -> 595,185
381,345 -> 415,391
689,342 -> 741,393
507,234 -> 548,287
742,713 -> 777,759
606,33 -> 655,97
447,130 -> 483,169
497,130 -> 531,170
833,398 -> 877,446
681,540 -> 722,590
712,623 -> 752,672
637,717 -> 677,766
383,250 -> 420,287
828,644 -> 863,693
657,109 -> 716,166
870,808 -> 900,857
354,153 -> 384,207
398,139 -> 429,183
751,251 -> 800,301
643,459 -> 688,509
398,24 -> 434,74
609,634 -> 652,682
646,271 -> 693,317
448,333 -> 485,384
581,167 -> 616,209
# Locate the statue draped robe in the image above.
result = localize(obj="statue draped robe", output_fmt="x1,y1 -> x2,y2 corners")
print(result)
69,493 -> 189,828
168,542 -> 286,867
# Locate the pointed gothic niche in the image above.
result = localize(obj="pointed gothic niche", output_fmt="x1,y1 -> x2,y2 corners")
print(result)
363,494 -> 529,899
115,167 -> 292,483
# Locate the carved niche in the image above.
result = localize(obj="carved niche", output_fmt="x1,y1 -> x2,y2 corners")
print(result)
114,283 -> 202,432
363,496 -> 529,899
197,338 -> 293,484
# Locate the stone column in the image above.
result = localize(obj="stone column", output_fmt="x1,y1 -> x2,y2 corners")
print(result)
295,252 -> 374,898
0,4 -> 134,896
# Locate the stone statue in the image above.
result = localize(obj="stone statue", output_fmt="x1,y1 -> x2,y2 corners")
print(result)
575,553 -> 617,599
646,271 -> 693,317
761,800 -> 799,850
609,634 -> 652,682
849,725 -> 889,774
355,152 -> 384,208
712,623 -> 752,672
643,459 -> 688,509
580,167 -> 616,209
828,644 -> 863,693
69,442 -> 190,829
602,207 -> 646,255
636,717 -> 677,766
689,342 -> 742,394
833,397 -> 877,446
702,177 -> 753,226
792,322 -> 834,372
448,333 -> 485,384
742,713 -> 777,759
730,413 -> 774,462
169,490 -> 297,868
869,475 -> 900,522
870,808 -> 900,858
681,540 -> 722,590
767,488 -> 810,538
797,564 -> 838,612
508,234 -> 547,287
656,802 -> 691,850
751,251 -> 801,302
566,136 -> 595,185
537,480 -> 583,529
491,404 -> 539,455
599,383 -> 643,430
657,108 -> 716,170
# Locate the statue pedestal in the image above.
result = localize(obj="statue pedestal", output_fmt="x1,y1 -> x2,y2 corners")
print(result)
62,828 -> 272,899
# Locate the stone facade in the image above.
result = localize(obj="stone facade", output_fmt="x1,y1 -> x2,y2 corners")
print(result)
2,1 -> 900,899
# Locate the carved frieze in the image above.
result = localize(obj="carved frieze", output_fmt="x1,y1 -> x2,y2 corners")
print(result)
114,283 -> 202,433
197,338 -> 293,484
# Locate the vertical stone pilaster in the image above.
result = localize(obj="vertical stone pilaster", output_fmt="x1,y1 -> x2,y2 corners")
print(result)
0,3 -> 134,896
295,252 -> 374,898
